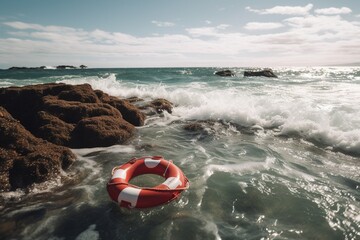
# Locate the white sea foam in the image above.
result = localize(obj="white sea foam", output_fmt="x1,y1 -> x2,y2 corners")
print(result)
72,144 -> 136,156
0,81 -> 14,87
57,73 -> 125,97
56,68 -> 360,156
205,156 -> 276,177
44,66 -> 56,70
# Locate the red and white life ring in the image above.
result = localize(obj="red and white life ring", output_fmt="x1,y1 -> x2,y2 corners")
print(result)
107,156 -> 189,208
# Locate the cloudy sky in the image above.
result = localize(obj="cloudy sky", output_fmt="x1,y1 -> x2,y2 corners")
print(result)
1,0 -> 360,68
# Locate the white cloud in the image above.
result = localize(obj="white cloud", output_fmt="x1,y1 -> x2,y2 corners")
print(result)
315,7 -> 352,15
151,20 -> 175,27
3,21 -> 43,30
1,16 -> 360,67
244,22 -> 284,30
186,27 -> 219,37
186,24 -> 230,37
283,14 -> 359,35
3,21 -> 81,33
217,24 -> 230,30
246,4 -> 313,15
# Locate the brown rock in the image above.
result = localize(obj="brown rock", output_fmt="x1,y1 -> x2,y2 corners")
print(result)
71,116 -> 135,148
0,107 -> 75,191
35,111 -> 75,146
96,91 -> 145,126
149,98 -> 173,114
126,96 -> 144,103
0,83 -> 145,147
42,95 -> 122,124
57,84 -> 99,103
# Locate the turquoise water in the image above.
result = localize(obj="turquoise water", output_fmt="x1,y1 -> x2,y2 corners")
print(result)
0,67 -> 359,239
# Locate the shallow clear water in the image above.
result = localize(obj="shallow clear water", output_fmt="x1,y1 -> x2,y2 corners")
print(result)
0,67 -> 359,239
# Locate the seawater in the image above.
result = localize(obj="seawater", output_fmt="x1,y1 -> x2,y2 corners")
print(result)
0,67 -> 359,240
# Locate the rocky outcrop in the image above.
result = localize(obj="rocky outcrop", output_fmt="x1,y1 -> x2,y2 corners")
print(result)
0,83 -> 148,191
0,83 -> 174,192
214,70 -> 235,77
0,83 -> 145,148
7,66 -> 45,70
0,107 -> 76,191
244,69 -> 278,78
7,65 -> 87,70
149,98 -> 173,114
95,90 -> 145,126
71,116 -> 134,148
55,65 -> 77,69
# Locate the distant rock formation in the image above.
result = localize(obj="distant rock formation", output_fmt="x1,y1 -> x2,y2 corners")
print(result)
214,70 -> 235,77
7,65 -> 88,70
7,66 -> 46,70
0,107 -> 76,191
244,69 -> 278,78
55,65 -> 77,69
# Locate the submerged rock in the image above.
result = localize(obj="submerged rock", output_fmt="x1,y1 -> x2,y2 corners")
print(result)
0,107 -> 76,191
244,69 -> 278,78
214,70 -> 235,77
183,122 -> 204,132
149,98 -> 173,114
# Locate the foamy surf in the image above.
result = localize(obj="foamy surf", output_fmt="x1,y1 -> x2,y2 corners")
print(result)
55,67 -> 360,156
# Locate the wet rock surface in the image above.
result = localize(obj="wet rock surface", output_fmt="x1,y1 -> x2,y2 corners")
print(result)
214,70 -> 235,77
0,83 -> 144,148
0,107 -> 76,191
0,83 -> 147,191
244,69 -> 278,78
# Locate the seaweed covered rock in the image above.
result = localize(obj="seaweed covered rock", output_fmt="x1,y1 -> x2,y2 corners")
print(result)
0,107 -> 76,191
95,90 -> 145,126
149,98 -> 173,114
71,116 -> 135,148
0,83 -> 145,148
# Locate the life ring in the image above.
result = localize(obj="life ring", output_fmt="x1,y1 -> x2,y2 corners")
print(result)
107,156 -> 189,208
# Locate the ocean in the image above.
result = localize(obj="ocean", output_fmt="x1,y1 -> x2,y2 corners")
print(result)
0,67 -> 359,239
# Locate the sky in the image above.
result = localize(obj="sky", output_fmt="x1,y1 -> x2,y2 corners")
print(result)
0,0 -> 360,68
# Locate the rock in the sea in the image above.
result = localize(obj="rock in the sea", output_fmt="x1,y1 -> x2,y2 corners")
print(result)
95,90 -> 145,126
150,98 -> 173,114
71,116 -> 135,148
0,83 -> 145,148
244,69 -> 278,78
184,123 -> 204,132
56,65 -> 77,69
214,70 -> 235,77
7,65 -> 88,70
0,107 -> 76,191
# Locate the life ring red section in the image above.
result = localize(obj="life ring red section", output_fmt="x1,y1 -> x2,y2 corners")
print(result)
107,156 -> 189,208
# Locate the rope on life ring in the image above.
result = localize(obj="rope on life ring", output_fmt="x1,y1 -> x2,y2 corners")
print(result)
106,156 -> 189,208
